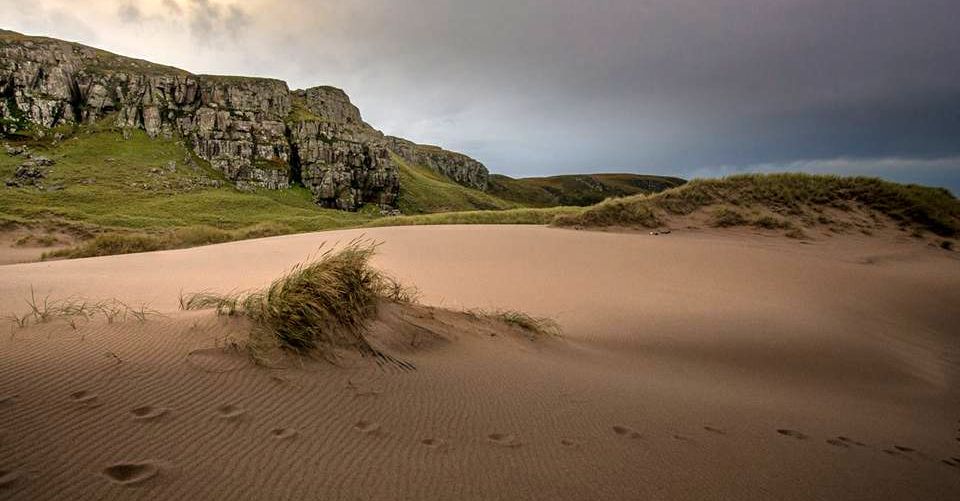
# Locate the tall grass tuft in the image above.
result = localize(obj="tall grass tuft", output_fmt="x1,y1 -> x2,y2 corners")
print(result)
181,239 -> 415,365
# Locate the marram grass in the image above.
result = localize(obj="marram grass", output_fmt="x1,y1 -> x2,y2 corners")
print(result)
180,239 -> 416,366
180,239 -> 555,365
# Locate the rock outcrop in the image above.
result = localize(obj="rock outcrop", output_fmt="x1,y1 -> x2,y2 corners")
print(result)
0,30 -> 490,209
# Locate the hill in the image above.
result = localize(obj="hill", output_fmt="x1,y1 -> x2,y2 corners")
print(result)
488,173 -> 685,207
0,29 -> 490,211
553,173 -> 960,245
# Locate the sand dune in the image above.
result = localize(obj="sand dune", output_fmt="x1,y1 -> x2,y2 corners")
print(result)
1,225 -> 959,500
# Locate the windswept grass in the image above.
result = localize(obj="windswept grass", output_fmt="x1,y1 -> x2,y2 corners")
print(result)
555,173 -> 960,237
4,287 -> 160,331
180,239 -> 555,365
468,309 -> 562,338
180,239 -> 416,365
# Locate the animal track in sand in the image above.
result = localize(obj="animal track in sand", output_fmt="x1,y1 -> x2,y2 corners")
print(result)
612,426 -> 642,439
215,404 -> 245,420
486,433 -> 521,448
353,420 -> 381,434
826,439 -> 850,448
270,428 -> 298,440
776,429 -> 808,440
0,395 -> 16,405
703,426 -> 727,435
130,406 -> 169,421
560,439 -> 579,448
0,469 -> 20,488
893,445 -> 915,453
102,462 -> 159,485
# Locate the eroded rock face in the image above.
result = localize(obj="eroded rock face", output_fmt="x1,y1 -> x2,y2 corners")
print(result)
286,87 -> 399,209
0,30 -> 489,209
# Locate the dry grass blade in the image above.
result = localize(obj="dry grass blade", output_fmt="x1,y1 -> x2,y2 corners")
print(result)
466,308 -> 562,337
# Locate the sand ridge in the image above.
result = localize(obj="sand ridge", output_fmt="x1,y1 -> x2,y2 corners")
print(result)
1,225 -> 959,499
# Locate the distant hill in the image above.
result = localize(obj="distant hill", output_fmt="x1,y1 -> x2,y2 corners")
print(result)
553,173 -> 960,242
488,173 -> 686,207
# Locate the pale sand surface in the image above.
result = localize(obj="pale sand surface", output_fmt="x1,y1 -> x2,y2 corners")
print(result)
1,225 -> 959,499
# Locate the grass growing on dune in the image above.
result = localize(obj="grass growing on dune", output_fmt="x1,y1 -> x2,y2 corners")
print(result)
470,309 -> 562,337
180,239 -> 417,365
554,173 -> 960,237
4,287 -> 160,331
180,239 -> 556,365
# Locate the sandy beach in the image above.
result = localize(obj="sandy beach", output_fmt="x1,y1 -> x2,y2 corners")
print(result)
1,225 -> 959,500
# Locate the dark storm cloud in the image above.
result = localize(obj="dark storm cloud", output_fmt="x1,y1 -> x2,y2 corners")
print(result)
263,0 -> 960,188
5,0 -> 960,191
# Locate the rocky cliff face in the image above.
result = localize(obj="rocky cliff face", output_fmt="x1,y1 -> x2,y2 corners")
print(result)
0,30 -> 489,209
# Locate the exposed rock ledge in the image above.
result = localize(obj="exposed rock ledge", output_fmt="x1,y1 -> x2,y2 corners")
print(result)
0,30 -> 489,210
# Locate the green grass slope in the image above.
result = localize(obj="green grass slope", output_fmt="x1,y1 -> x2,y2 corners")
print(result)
488,173 -> 686,207
395,155 -> 522,213
0,125 -> 374,257
554,173 -> 960,241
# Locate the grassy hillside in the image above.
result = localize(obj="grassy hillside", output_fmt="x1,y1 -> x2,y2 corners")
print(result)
488,173 -> 686,207
554,173 -> 960,242
0,125 -> 375,257
395,155 -> 522,213
0,125 -> 562,259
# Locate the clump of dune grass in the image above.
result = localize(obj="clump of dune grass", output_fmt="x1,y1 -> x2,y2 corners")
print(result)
466,308 -> 561,338
180,239 -> 417,365
554,173 -> 960,237
710,207 -> 748,227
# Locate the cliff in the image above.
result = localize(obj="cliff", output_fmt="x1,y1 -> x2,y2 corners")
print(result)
0,30 -> 489,210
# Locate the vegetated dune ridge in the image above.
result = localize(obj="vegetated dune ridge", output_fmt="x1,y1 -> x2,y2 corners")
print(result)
0,225 -> 959,500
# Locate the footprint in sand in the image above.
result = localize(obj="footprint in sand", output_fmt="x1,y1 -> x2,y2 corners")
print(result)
215,404 -> 245,420
487,433 -> 521,448
882,448 -> 909,458
837,436 -> 867,447
672,434 -> 693,442
560,439 -> 579,448
353,420 -> 381,434
270,428 -> 298,440
893,445 -> 916,453
941,458 -> 959,469
0,395 -> 16,405
776,429 -> 808,440
0,470 -> 20,488
420,438 -> 448,450
102,462 -> 159,486
826,439 -> 850,448
130,406 -> 169,421
612,425 -> 642,439
703,426 -> 727,435
70,391 -> 100,407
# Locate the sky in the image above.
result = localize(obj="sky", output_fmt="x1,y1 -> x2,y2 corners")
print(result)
2,0 -> 959,192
